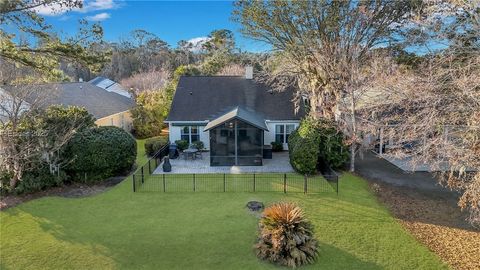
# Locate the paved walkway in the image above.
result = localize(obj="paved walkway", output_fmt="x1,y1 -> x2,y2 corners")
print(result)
355,152 -> 458,197
153,151 -> 294,174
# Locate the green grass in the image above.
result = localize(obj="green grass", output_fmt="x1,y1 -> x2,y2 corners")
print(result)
0,140 -> 448,270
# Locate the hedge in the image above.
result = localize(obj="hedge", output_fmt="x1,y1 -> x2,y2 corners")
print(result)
145,135 -> 169,156
288,118 -> 348,175
64,126 -> 137,182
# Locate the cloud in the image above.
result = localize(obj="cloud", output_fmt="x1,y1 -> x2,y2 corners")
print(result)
85,12 -> 111,21
33,0 -> 120,16
185,37 -> 211,52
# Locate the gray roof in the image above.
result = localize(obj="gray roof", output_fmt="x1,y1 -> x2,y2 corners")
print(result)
204,106 -> 269,131
166,76 -> 305,122
2,82 -> 134,119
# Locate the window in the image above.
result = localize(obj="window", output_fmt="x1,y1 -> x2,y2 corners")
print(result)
275,124 -> 296,144
180,126 -> 200,143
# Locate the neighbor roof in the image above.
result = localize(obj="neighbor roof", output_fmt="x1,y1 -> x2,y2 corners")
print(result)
89,76 -> 131,98
2,82 -> 134,119
166,76 -> 305,122
204,106 -> 269,131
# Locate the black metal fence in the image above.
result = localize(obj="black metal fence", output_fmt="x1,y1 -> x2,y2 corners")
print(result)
133,172 -> 338,194
136,144 -> 169,176
132,144 -> 339,194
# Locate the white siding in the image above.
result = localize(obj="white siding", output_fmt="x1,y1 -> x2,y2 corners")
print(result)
264,121 -> 300,150
199,126 -> 210,149
168,123 -> 210,149
169,120 -> 300,150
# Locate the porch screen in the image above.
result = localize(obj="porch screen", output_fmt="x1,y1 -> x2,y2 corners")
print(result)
209,119 -> 263,166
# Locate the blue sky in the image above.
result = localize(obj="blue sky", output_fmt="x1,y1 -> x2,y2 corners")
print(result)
40,0 -> 270,52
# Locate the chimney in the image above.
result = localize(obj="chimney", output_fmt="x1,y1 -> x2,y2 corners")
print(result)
79,78 -> 83,82
245,66 -> 253,80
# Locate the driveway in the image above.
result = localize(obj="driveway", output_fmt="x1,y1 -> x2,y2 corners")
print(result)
355,151 -> 459,198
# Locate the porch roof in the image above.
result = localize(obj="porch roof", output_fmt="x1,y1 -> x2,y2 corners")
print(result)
204,106 -> 268,131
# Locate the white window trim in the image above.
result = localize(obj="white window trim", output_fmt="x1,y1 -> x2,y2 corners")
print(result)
275,124 -> 296,144
181,126 -> 199,143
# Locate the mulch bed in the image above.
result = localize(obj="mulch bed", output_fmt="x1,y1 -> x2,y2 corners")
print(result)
369,181 -> 480,270
0,176 -> 126,210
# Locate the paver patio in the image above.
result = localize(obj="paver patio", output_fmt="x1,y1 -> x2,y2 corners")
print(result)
153,151 -> 294,174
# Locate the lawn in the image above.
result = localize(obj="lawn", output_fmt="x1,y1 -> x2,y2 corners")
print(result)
0,140 -> 448,270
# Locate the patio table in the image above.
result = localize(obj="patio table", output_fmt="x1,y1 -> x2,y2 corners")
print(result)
183,148 -> 198,160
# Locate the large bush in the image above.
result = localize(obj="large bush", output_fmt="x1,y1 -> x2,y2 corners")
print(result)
64,126 -> 137,182
255,202 -> 318,268
288,118 -> 321,175
315,119 -> 349,169
145,135 -> 169,156
288,118 -> 348,174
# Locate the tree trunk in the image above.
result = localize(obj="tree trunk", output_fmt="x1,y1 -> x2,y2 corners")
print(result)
350,143 -> 356,172
349,88 -> 357,172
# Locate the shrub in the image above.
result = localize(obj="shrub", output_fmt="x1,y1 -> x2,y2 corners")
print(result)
271,141 -> 284,152
64,126 -> 137,182
255,202 -> 318,268
288,118 -> 348,174
315,119 -> 349,169
14,165 -> 66,194
191,140 -> 204,150
145,135 -> 169,156
131,91 -> 168,139
175,140 -> 189,151
288,130 -> 320,175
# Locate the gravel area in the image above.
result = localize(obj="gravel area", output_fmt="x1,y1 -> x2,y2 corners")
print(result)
370,181 -> 480,270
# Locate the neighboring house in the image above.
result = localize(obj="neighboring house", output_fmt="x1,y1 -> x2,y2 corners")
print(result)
1,82 -> 134,131
166,67 -> 305,166
89,76 -> 132,98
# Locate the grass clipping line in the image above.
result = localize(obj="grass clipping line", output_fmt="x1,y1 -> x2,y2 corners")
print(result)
255,202 -> 319,268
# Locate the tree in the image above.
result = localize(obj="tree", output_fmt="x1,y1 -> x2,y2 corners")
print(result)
361,2 -> 480,227
233,0 -> 418,171
0,84 -> 95,190
1,0 -> 108,81
202,29 -> 235,54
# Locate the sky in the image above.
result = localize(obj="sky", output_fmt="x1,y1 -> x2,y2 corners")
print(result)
38,0 -> 271,52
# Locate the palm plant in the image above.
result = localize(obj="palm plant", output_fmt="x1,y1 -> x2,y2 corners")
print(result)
255,202 -> 318,268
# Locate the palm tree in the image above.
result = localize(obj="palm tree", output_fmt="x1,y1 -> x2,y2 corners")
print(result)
255,202 -> 318,268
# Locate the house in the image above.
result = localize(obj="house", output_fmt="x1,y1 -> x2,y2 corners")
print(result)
166,67 -> 305,166
1,82 -> 134,131
89,76 -> 132,98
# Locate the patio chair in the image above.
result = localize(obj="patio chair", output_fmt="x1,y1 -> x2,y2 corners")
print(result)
194,151 -> 203,159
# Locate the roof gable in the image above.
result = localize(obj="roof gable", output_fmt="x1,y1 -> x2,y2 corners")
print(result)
204,106 -> 268,131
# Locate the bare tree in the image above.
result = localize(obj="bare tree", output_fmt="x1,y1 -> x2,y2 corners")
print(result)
234,0 -> 419,171
216,63 -> 245,76
0,84 -> 50,189
0,84 -> 93,190
120,69 -> 171,97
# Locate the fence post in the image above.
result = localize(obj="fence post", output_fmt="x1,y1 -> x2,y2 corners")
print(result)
163,174 -> 166,192
283,173 -> 287,193
304,174 -> 307,194
253,173 -> 256,192
193,174 -> 196,192
223,173 -> 226,192
132,174 -> 136,192
141,167 -> 144,184
336,175 -> 339,195
148,159 -> 151,174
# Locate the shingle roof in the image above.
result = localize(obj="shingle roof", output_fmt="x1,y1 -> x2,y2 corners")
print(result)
89,76 -> 131,98
2,82 -> 134,119
204,106 -> 269,131
166,76 -> 305,122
